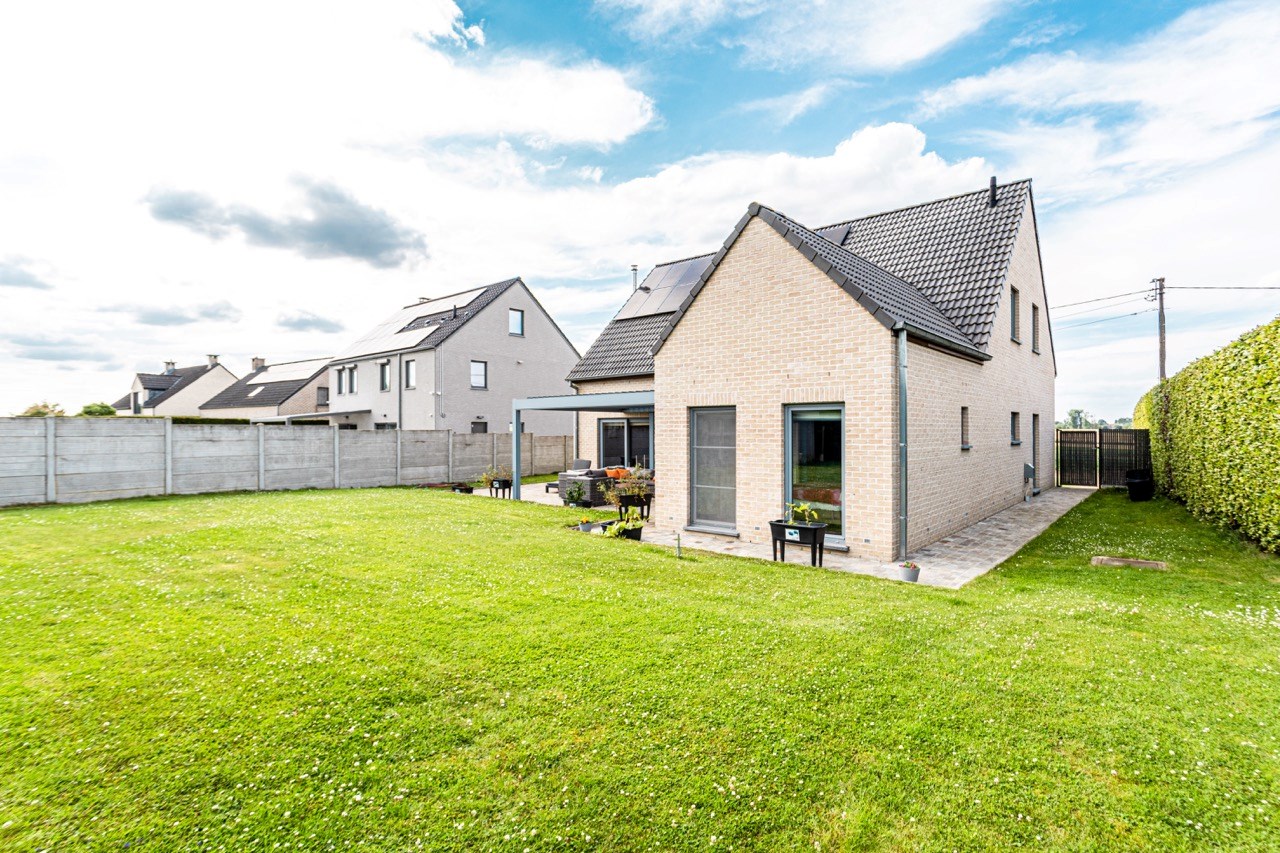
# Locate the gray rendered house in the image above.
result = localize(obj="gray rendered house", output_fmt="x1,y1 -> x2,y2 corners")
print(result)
325,278 -> 579,433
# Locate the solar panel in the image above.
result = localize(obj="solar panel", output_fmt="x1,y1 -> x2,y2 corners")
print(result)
613,253 -> 714,320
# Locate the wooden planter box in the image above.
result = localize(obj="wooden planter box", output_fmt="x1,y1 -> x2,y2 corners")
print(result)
768,520 -> 828,566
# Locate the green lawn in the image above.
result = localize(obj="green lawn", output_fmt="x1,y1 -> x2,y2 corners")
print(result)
1,489 -> 1278,850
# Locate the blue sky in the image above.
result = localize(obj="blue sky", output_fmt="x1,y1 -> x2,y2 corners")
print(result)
1,0 -> 1278,419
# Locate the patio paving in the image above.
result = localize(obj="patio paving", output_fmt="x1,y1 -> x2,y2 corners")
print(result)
492,482 -> 1095,588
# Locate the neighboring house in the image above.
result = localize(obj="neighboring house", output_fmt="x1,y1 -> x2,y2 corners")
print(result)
558,179 -> 1055,561
325,278 -> 579,433
111,356 -> 238,417
198,356 -> 331,421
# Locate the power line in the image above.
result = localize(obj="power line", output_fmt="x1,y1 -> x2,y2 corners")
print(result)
1166,285 -> 1280,291
1057,308 -> 1157,330
1050,288 -> 1152,310
1054,296 -> 1149,320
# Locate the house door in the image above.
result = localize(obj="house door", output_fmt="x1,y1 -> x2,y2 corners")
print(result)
785,406 -> 844,539
627,421 -> 651,467
600,421 -> 626,466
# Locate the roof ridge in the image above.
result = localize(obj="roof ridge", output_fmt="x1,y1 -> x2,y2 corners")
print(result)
261,356 -> 334,369
819,178 -> 1032,230
650,250 -> 718,269
399,277 -> 520,310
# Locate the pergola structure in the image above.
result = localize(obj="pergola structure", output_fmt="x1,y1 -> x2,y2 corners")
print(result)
510,390 -> 655,499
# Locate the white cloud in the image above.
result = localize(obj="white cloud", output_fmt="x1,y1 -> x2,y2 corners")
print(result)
597,0 -> 1013,71
736,82 -> 848,127
921,0 -> 1280,204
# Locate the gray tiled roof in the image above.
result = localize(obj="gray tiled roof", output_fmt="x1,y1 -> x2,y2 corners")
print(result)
566,313 -> 675,382
754,206 -> 982,356
201,361 -> 328,411
819,180 -> 1031,349
111,394 -> 131,410
569,180 -> 1032,380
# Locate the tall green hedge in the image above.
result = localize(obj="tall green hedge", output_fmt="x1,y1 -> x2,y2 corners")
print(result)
1134,315 -> 1280,551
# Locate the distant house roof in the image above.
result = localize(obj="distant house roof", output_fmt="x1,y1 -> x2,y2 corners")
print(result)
200,357 -> 331,411
111,394 -> 131,410
568,180 -> 1033,381
333,278 -> 522,363
139,364 -> 219,408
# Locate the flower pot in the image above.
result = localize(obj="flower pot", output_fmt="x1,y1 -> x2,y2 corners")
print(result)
899,565 -> 921,583
491,478 -> 513,490
768,520 -> 828,567
578,522 -> 595,532
602,521 -> 643,541
1124,468 -> 1155,502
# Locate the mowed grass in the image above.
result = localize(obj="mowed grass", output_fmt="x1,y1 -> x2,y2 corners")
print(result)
1,489 -> 1278,851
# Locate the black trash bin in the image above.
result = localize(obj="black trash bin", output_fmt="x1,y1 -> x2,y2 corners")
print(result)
1124,468 -> 1155,502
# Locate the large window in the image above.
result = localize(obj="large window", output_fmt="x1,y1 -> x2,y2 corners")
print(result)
785,406 -> 843,538
404,359 -> 416,389
599,418 -> 651,468
470,360 -> 487,389
509,308 -> 524,336
379,362 -> 390,392
690,407 -> 736,529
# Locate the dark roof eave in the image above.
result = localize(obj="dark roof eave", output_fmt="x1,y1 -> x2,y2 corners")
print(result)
567,367 -> 656,383
895,322 -> 992,362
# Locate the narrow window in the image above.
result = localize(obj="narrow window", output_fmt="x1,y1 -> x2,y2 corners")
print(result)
470,360 -> 487,389
509,308 -> 524,336
1010,287 -> 1021,342
470,421 -> 488,434
336,369 -> 345,395
379,362 -> 390,392
404,359 -> 416,390
317,387 -> 329,406
1010,412 -> 1021,445
1032,304 -> 1041,353
690,407 -> 736,529
961,406 -> 971,450
347,366 -> 358,395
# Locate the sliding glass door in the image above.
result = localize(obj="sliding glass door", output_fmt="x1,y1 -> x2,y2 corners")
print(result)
690,408 -> 736,529
785,406 -> 844,539
599,419 -> 651,468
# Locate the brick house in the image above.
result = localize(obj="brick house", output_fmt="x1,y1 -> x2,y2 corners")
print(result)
112,356 -> 238,417
198,356 -> 331,421
517,179 -> 1055,561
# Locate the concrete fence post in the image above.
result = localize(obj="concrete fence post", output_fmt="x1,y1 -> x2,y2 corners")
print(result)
44,415 -> 57,503
257,424 -> 266,491
164,418 -> 173,495
447,430 -> 454,482
395,428 -> 402,486
491,432 -> 497,471
333,425 -> 341,489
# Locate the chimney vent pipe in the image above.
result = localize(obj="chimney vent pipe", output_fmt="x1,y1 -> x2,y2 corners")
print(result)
989,176 -> 998,207
251,357 -> 266,371
207,354 -> 219,366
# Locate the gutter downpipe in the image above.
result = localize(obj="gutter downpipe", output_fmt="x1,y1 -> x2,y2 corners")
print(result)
895,324 -> 909,561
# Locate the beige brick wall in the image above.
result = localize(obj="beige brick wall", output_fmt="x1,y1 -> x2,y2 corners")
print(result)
571,375 -> 654,465
903,204 -> 1057,551
652,217 -> 899,559
279,371 -> 329,417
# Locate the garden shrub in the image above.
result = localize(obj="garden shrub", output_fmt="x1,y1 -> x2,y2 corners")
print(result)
1134,315 -> 1280,551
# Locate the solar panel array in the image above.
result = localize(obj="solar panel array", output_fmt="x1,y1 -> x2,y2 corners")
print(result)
614,253 -> 715,320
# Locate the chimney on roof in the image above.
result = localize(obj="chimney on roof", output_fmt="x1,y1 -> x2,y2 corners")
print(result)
163,360 -> 176,374
418,296 -> 429,303
631,264 -> 639,291
251,356 -> 266,371
451,305 -> 457,320
207,354 -> 219,366
989,176 -> 998,207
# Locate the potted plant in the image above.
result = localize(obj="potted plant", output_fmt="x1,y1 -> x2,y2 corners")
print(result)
1124,468 -> 1155,502
577,516 -> 595,532
602,507 -> 645,541
564,481 -> 592,509
481,465 -> 513,491
899,561 -> 921,583
603,471 -> 654,518
768,501 -> 829,566
451,482 -> 473,494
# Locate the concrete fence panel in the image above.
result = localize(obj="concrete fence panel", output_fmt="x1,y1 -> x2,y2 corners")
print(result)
0,417 -> 573,507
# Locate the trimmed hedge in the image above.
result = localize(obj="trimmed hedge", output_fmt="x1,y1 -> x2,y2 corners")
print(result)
1134,315 -> 1280,551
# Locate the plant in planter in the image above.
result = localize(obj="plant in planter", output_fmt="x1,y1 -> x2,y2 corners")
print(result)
899,561 -> 921,583
768,501 -> 829,566
603,473 -> 654,519
602,507 -> 645,541
577,516 -> 594,532
451,482 -> 474,494
480,465 -> 513,490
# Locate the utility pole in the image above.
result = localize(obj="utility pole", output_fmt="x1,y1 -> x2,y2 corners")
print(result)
1153,277 -> 1166,380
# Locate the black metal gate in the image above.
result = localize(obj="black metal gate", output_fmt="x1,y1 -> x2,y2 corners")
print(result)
1056,429 -> 1151,487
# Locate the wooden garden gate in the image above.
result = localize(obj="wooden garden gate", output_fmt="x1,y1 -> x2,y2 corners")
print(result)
1055,429 -> 1151,487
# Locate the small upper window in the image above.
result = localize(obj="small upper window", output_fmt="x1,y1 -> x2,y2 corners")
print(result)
470,360 -> 487,389
336,369 -> 345,395
1010,412 -> 1021,445
1032,304 -> 1041,353
379,362 -> 391,392
347,366 -> 358,395
1010,287 -> 1021,342
509,308 -> 525,336
404,359 -> 416,390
